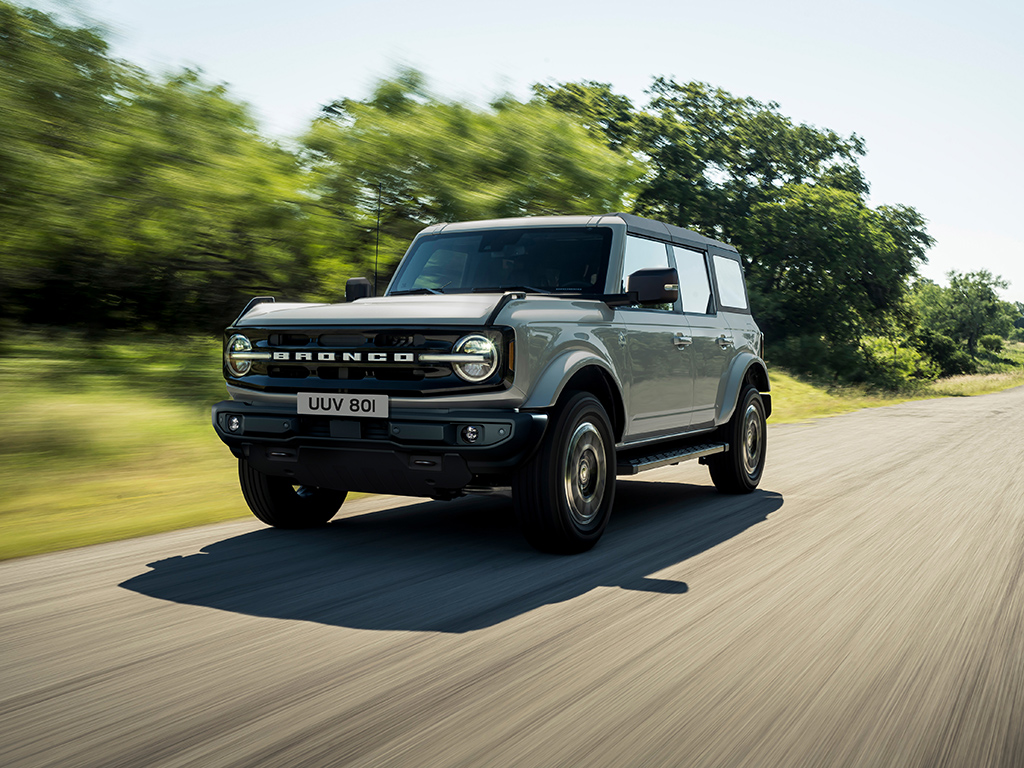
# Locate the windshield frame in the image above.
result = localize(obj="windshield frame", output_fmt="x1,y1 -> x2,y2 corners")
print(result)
386,226 -> 614,297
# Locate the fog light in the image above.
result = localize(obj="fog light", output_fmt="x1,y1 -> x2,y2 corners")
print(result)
227,415 -> 242,432
461,425 -> 479,443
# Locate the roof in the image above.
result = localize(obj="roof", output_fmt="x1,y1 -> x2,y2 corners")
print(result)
417,212 -> 739,255
601,212 -> 737,253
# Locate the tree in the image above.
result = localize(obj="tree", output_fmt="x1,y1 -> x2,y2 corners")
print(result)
941,271 -> 1012,356
302,72 -> 639,298
537,77 -> 933,381
0,3 -> 317,333
0,1 -> 122,323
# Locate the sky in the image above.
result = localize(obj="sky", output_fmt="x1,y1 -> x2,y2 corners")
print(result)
34,0 -> 1024,304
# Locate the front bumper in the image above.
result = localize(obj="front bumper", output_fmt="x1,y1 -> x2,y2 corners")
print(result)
211,400 -> 548,498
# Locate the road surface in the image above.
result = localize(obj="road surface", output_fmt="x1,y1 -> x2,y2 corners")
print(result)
3,387 -> 1024,767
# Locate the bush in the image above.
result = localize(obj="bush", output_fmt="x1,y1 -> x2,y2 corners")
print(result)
859,337 -> 939,390
915,330 -> 976,376
979,334 -> 1004,353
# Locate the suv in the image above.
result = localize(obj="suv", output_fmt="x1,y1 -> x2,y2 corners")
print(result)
212,213 -> 770,553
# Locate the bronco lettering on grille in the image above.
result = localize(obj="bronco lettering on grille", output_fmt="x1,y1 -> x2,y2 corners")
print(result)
270,350 -> 418,363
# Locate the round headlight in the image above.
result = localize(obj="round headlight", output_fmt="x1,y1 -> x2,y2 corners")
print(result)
226,334 -> 253,376
452,334 -> 498,382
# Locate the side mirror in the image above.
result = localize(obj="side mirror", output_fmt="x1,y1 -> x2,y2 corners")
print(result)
627,267 -> 679,306
346,277 -> 373,302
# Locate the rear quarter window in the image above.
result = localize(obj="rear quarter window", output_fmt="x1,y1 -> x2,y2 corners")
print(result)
712,255 -> 748,311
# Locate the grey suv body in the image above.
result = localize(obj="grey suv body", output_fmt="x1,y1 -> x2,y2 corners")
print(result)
212,213 -> 770,552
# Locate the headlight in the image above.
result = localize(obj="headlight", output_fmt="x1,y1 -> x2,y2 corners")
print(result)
225,334 -> 253,376
452,334 -> 498,382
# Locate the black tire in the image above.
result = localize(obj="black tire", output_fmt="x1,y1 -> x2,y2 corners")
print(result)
707,385 -> 767,494
238,459 -> 347,528
513,392 -> 616,554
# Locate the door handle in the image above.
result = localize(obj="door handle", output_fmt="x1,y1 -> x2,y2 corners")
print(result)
673,333 -> 693,348
716,335 -> 734,349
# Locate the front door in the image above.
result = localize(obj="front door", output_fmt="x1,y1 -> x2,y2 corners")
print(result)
619,235 -> 694,440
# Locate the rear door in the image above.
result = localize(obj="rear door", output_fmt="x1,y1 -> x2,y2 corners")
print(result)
672,245 -> 729,429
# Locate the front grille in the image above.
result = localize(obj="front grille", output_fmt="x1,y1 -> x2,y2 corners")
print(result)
226,325 -> 514,395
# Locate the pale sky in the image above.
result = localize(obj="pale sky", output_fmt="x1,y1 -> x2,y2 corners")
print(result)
34,0 -> 1024,304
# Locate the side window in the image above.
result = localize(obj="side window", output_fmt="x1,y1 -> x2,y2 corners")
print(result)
712,255 -> 749,310
672,246 -> 713,314
621,236 -> 669,292
622,235 -> 674,311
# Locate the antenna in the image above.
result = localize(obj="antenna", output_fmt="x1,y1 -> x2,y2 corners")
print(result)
374,182 -> 381,296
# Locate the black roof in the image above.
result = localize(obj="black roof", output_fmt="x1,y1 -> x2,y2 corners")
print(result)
604,212 -> 737,254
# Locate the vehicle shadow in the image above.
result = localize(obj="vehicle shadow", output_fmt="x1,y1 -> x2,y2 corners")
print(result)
120,481 -> 783,633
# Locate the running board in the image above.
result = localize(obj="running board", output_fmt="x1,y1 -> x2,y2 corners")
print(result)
616,442 -> 728,476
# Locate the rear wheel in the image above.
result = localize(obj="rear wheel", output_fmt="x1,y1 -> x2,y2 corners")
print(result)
514,392 -> 616,554
238,459 -> 347,528
707,385 -> 766,494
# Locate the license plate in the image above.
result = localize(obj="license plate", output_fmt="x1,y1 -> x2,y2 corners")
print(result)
297,393 -> 389,418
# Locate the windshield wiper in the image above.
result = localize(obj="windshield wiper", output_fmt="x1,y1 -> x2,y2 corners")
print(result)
390,287 -> 443,296
471,286 -> 551,294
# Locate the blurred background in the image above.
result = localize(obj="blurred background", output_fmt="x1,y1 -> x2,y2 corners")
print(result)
1,0 -> 1022,558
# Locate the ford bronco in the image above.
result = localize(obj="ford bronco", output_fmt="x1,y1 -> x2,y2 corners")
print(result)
212,213 -> 770,553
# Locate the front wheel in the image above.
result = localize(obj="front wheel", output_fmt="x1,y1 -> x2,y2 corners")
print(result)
707,385 -> 767,494
238,459 -> 347,528
514,392 -> 616,554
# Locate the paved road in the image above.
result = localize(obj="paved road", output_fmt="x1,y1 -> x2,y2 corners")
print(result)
3,387 -> 1024,767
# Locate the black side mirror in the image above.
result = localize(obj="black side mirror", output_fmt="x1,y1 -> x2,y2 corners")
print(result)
628,267 -> 679,306
346,277 -> 373,302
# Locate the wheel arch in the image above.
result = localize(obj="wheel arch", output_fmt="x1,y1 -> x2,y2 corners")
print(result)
718,354 -> 772,424
522,351 -> 626,442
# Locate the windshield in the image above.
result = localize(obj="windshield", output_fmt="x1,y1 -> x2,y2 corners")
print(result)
388,227 -> 612,296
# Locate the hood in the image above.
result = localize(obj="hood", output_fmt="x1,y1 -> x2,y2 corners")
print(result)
233,293 -> 504,327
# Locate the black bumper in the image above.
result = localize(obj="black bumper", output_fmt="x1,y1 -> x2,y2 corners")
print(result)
211,400 -> 548,497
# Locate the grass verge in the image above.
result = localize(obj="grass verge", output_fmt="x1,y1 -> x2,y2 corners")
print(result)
1,334 -> 1021,560
0,334 -> 247,560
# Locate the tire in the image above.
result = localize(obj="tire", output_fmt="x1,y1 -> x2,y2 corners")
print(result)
707,385 -> 767,494
513,392 -> 616,554
238,459 -> 347,528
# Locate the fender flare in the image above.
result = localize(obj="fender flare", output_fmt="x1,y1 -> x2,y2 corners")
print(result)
718,353 -> 771,424
521,349 -> 624,412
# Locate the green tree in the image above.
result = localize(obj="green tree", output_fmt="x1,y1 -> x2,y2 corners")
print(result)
302,72 -> 639,297
537,77 -> 933,383
940,271 -> 1012,356
913,271 -> 1016,358
0,3 -> 316,332
0,1 -> 121,323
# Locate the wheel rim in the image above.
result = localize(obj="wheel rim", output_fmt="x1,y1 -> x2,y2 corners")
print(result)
741,403 -> 763,477
563,421 -> 607,527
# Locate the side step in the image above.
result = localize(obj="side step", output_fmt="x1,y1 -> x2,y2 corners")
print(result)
616,442 -> 728,476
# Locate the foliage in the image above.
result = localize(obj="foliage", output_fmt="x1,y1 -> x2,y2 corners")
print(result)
536,78 -> 933,382
3,3 -> 1016,391
858,336 -> 939,389
0,2 -> 317,333
912,272 -> 1015,358
302,72 -> 639,297
914,329 -> 976,376
979,334 -> 1003,354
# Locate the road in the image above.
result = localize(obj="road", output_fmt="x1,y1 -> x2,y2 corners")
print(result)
3,386 -> 1024,767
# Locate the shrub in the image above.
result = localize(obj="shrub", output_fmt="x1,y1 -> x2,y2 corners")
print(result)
915,330 -> 976,376
859,337 -> 939,390
979,334 -> 1004,353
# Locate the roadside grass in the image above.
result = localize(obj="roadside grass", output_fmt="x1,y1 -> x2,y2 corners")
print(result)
768,341 -> 1024,423
0,334 -> 248,560
1,333 -> 1022,560
766,371 -> 917,424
